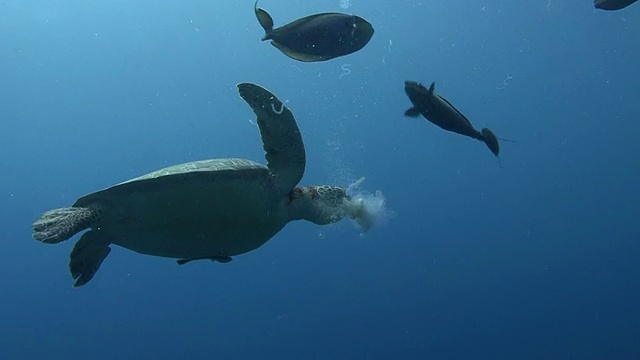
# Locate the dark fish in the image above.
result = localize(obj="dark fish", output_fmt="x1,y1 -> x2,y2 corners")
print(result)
594,0 -> 637,10
404,81 -> 500,157
254,1 -> 374,62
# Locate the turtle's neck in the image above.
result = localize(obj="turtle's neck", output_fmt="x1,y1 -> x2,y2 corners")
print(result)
287,185 -> 348,225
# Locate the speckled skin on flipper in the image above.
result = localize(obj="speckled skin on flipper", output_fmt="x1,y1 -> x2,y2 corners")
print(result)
31,83 -> 355,287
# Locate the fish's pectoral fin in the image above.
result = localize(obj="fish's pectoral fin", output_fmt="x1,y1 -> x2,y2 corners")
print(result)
254,1 -> 274,36
271,41 -> 328,62
404,107 -> 422,117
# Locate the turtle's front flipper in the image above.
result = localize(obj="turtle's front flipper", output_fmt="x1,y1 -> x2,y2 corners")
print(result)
32,207 -> 99,244
237,82 -> 305,194
69,230 -> 111,287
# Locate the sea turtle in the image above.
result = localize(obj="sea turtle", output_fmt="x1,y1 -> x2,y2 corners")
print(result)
32,83 -> 370,287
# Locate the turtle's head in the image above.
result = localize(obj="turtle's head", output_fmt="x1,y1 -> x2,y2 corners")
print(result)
287,180 -> 392,233
287,185 -> 349,225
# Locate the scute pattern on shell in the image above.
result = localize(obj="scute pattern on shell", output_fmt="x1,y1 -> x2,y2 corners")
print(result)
122,159 -> 266,184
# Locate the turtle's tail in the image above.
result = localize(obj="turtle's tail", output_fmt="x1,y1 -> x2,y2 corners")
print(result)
344,177 -> 394,234
32,207 -> 99,244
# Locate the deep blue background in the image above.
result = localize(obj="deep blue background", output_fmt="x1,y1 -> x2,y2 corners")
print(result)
2,0 -> 639,358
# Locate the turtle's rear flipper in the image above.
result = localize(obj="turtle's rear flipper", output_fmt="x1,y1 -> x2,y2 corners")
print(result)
32,207 -> 98,244
69,231 -> 111,287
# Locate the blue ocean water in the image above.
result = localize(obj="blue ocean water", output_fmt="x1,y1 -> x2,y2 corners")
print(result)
2,0 -> 639,358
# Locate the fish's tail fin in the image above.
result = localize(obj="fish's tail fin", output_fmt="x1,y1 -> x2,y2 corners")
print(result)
254,1 -> 274,40
480,127 -> 500,157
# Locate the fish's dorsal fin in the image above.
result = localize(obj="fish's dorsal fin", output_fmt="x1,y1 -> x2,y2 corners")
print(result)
428,82 -> 435,95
